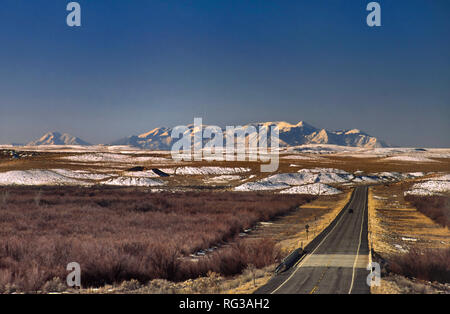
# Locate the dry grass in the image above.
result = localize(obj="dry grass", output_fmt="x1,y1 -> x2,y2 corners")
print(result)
369,183 -> 449,255
76,264 -> 275,294
274,190 -> 352,254
371,274 -> 449,294
368,183 -> 450,293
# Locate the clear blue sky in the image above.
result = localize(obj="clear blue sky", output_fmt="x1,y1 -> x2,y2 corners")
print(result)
0,0 -> 449,147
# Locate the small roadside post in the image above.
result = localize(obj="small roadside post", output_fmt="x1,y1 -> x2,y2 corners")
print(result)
314,216 -> 317,237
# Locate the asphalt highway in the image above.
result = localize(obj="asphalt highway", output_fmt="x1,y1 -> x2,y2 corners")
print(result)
256,186 -> 370,294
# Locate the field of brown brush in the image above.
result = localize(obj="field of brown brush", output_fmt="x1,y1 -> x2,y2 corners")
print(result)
0,186 -> 314,292
404,195 -> 450,228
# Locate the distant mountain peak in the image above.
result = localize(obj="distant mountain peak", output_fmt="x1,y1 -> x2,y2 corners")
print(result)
295,120 -> 314,128
28,131 -> 91,146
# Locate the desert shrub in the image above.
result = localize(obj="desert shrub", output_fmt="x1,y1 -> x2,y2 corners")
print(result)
404,195 -> 449,227
118,279 -> 142,292
177,238 -> 280,281
0,189 -> 8,209
389,248 -> 450,284
0,187 -> 313,290
42,277 -> 67,293
34,189 -> 43,207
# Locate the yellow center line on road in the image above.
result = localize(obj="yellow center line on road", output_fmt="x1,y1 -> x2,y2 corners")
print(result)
308,258 -> 332,294
308,249 -> 337,294
270,189 -> 358,294
348,188 -> 367,294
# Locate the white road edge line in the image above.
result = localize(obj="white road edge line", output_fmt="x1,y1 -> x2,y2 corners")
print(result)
270,189 -> 357,294
348,188 -> 366,294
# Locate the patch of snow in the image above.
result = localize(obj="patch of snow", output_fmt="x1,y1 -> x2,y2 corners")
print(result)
394,244 -> 408,253
299,167 -> 350,175
381,156 -> 438,163
175,167 -> 251,175
234,181 -> 289,191
404,180 -> 450,196
205,175 -> 241,183
352,176 -> 381,183
102,177 -> 164,187
234,168 -> 354,191
369,172 -> 424,182
123,171 -> 159,178
158,168 -> 175,175
408,172 -> 425,178
281,155 -> 321,160
61,153 -> 169,163
280,183 -> 342,195
430,174 -> 450,181
262,171 -> 349,186
401,237 -> 417,242
61,153 -> 130,162
371,172 -> 403,181
51,169 -> 111,180
0,170 -> 89,186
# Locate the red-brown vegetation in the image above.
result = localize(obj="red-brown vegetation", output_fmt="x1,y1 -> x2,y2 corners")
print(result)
389,248 -> 450,284
0,186 -> 314,291
404,195 -> 450,227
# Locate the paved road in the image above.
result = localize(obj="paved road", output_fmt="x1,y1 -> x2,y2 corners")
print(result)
256,186 -> 370,294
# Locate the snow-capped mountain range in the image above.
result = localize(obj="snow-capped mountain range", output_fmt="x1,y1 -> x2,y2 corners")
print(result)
28,132 -> 91,146
25,121 -> 388,148
111,121 -> 388,149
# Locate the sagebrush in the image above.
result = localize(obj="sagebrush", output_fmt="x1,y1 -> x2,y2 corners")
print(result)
0,186 -> 314,291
